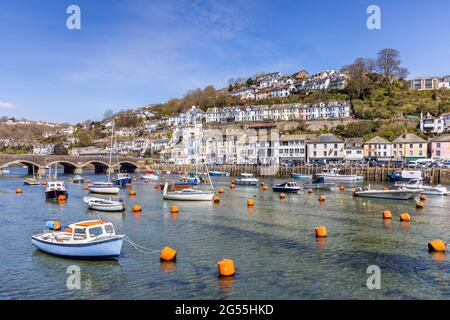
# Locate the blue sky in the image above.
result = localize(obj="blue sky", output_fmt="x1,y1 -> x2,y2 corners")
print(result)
0,0 -> 449,123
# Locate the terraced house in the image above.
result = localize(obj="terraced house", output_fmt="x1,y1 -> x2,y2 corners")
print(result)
278,135 -> 307,164
430,134 -> 450,159
306,134 -> 345,162
363,136 -> 392,160
299,101 -> 350,120
392,133 -> 427,161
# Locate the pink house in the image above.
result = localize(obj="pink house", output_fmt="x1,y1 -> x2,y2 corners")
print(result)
430,134 -> 450,159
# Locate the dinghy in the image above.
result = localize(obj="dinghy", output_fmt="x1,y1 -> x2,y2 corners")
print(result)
72,175 -> 84,184
162,182 -> 214,201
24,177 -> 41,185
291,173 -> 311,180
316,169 -> 363,182
83,196 -> 125,212
142,173 -> 159,181
272,181 -> 300,193
303,177 -> 335,190
234,173 -> 259,186
88,182 -> 120,195
31,220 -> 124,259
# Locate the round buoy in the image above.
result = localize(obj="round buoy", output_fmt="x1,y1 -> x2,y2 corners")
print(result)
86,180 -> 91,184
382,210 -> 392,219
58,195 -> 66,201
399,213 -> 410,222
416,201 -> 424,208
217,259 -> 235,277
129,190 -> 136,196
247,199 -> 254,207
307,188 -> 313,194
420,194 -> 427,201
126,183 -> 132,189
218,188 -> 225,194
170,205 -> 179,214
132,204 -> 142,213
279,193 -> 286,199
213,196 -> 220,203
230,183 -> 235,189
315,226 -> 327,237
160,246 -> 177,262
52,220 -> 61,230
262,185 -> 268,191
428,239 -> 446,252
318,195 -> 326,202
339,185 -> 345,192
41,181 -> 47,186
15,188 -> 23,194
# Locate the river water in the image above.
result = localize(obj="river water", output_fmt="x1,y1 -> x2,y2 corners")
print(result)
1,168 -> 450,299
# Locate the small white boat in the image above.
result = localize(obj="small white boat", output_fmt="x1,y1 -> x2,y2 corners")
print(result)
142,173 -> 159,181
162,182 -> 214,201
45,181 -> 68,199
353,186 -> 419,200
272,181 -> 300,193
88,182 -> 120,195
209,171 -> 229,177
316,169 -> 364,182
83,196 -> 125,212
31,220 -> 124,259
291,173 -> 311,180
72,175 -> 84,184
24,177 -> 41,185
234,173 -> 259,186
394,179 -> 448,196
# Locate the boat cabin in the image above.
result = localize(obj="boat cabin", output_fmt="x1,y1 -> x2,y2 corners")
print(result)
63,220 -> 116,241
46,181 -> 65,190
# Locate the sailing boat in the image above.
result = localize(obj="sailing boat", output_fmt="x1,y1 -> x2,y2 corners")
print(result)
163,164 -> 214,201
112,128 -> 132,187
88,121 -> 120,195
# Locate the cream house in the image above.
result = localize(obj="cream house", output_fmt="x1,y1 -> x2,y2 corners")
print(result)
363,136 -> 392,160
392,133 -> 427,161
307,134 -> 345,162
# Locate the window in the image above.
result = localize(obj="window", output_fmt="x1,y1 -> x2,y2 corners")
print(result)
323,151 -> 327,157
437,150 -> 441,156
419,144 -> 422,148
313,144 -> 317,149
89,227 -> 104,237
357,151 -> 362,154
410,144 -> 413,148
313,151 -> 317,157
437,143 -> 441,148
384,152 -> 387,156
104,225 -> 114,235
334,144 -> 338,148
334,151 -> 338,156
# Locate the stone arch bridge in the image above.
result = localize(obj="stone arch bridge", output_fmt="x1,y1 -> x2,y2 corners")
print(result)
0,154 -> 146,175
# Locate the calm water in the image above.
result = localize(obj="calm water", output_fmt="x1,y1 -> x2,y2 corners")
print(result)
1,168 -> 450,300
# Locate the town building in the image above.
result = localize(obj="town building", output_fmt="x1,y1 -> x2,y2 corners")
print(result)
278,135 -> 307,164
420,112 -> 450,133
306,134 -> 345,162
33,144 -> 55,155
343,138 -> 364,161
363,136 -> 392,160
410,76 -> 450,90
392,133 -> 427,161
430,134 -> 450,160
299,101 -> 351,120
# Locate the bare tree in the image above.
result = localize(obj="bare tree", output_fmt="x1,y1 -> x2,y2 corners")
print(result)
376,48 -> 401,89
397,67 -> 410,80
342,58 -> 372,99
364,58 -> 377,73
103,109 -> 114,120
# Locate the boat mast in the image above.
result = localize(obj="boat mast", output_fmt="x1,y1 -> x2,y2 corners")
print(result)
108,120 -> 114,183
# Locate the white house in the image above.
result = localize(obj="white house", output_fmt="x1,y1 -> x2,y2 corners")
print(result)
278,135 -> 307,164
343,138 -> 364,161
33,144 -> 55,155
307,134 -> 345,162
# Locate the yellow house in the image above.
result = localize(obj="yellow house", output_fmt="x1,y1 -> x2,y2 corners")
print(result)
392,133 -> 427,161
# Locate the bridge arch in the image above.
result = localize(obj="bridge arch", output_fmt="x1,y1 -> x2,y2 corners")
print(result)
115,161 -> 139,173
46,161 -> 79,175
1,160 -> 42,175
81,160 -> 111,174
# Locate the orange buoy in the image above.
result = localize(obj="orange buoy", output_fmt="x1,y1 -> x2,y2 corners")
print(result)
382,210 -> 392,219
41,181 -> 47,186
279,193 -> 286,199
86,179 -> 91,184
126,183 -> 132,189
15,188 -> 23,194
428,239 -> 446,252
339,185 -> 345,191
262,185 -> 268,191
132,204 -> 142,213
160,246 -> 177,262
247,199 -> 254,207
307,188 -> 313,194
64,227 -> 73,233
230,183 -> 235,189
170,205 -> 179,213
420,194 -> 427,201
318,195 -> 326,202
217,259 -> 235,277
129,190 -> 136,196
52,220 -> 61,231
315,226 -> 327,237
399,213 -> 410,222
213,196 -> 220,203
416,201 -> 424,208
218,188 -> 225,194
58,195 -> 66,201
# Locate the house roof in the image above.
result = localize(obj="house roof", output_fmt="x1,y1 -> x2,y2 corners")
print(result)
308,134 -> 343,144
393,133 -> 427,143
432,134 -> 450,142
344,138 -> 364,148
280,134 -> 307,141
365,136 -> 391,144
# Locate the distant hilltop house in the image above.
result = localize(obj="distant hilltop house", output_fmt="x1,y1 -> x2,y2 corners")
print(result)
70,147 -> 110,157
419,112 -> 450,133
410,76 -> 450,90
33,144 -> 55,155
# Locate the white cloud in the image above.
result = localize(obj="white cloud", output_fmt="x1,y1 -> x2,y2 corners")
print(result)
0,101 -> 14,109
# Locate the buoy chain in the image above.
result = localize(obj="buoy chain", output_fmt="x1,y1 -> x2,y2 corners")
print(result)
123,236 -> 159,255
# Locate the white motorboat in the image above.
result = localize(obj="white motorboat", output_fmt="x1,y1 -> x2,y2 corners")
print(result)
353,186 -> 419,200
142,173 -> 159,181
72,175 -> 84,184
88,182 -> 120,195
316,169 -> 364,182
45,181 -> 68,200
31,220 -> 124,259
394,178 -> 448,196
83,196 -> 125,212
272,181 -> 300,193
234,173 -> 259,186
162,182 -> 214,201
24,177 -> 41,185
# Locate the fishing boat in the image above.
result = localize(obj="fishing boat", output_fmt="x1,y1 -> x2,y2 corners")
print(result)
291,173 -> 312,180
316,169 -> 364,182
72,175 -> 84,184
234,173 -> 259,186
89,182 -> 120,195
303,177 -> 336,190
142,173 -> 159,181
272,181 -> 300,193
113,173 -> 132,187
388,170 -> 422,182
31,220 -> 124,259
353,186 -> 419,200
83,196 -> 125,212
45,181 -> 68,200
23,177 -> 41,185
162,182 -> 214,201
393,178 -> 448,196
209,171 -> 229,177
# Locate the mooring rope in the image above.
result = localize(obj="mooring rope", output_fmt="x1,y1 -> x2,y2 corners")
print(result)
123,236 -> 159,255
